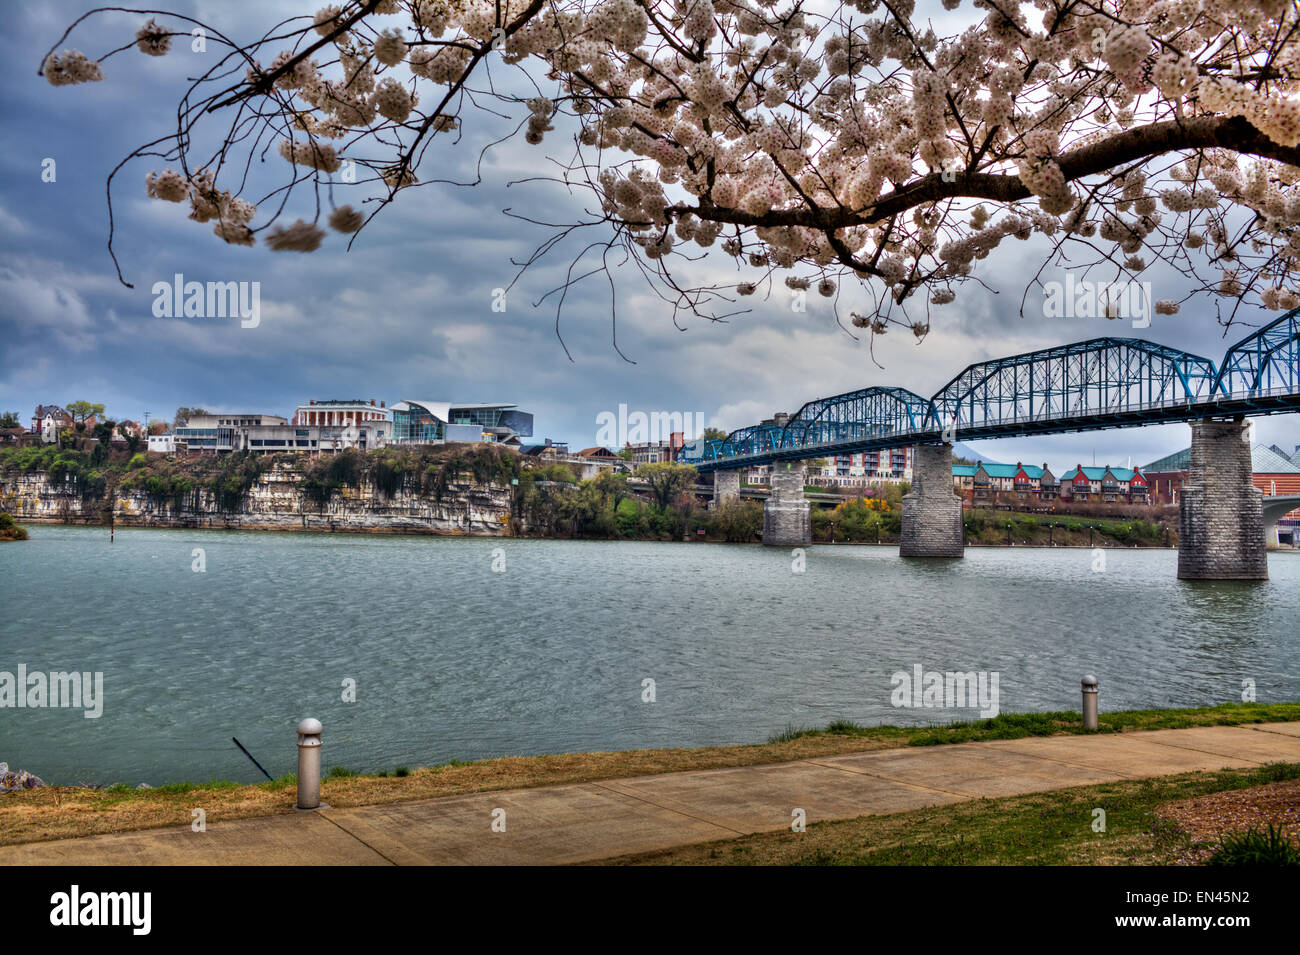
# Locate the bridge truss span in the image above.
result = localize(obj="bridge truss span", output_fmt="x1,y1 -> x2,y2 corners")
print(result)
929,337 -> 1220,441
1215,307 -> 1300,401
684,308 -> 1300,472
780,386 -> 932,450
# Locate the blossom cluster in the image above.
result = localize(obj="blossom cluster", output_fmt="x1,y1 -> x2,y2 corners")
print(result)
44,0 -> 1300,318
187,170 -> 258,246
43,50 -> 103,85
135,19 -> 172,57
278,139 -> 343,173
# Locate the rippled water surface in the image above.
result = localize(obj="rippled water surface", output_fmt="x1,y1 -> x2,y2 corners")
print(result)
2,526 -> 1297,785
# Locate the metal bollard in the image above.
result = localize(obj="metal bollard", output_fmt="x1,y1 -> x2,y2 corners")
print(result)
1081,675 -> 1099,731
296,718 -> 323,810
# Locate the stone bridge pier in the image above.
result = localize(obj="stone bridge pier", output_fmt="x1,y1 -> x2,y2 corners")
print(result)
710,469 -> 741,510
1178,417 -> 1268,580
762,462 -> 811,547
900,443 -> 964,558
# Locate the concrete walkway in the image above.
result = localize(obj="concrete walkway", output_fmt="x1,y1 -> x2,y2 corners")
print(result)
5,723 -> 1300,865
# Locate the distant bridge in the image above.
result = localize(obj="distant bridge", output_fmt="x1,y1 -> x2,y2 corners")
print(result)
1263,494 -> 1300,547
683,308 -> 1300,472
690,483 -> 845,506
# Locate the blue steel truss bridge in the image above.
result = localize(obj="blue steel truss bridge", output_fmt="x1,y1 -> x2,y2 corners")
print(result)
682,308 -> 1300,472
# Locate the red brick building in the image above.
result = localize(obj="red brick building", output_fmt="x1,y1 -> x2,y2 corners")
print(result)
1144,445 -> 1300,513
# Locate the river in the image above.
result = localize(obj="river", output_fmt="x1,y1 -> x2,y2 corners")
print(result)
1,526 -> 1296,785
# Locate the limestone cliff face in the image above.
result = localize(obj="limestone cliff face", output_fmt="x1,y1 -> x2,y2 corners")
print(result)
0,465 -> 516,536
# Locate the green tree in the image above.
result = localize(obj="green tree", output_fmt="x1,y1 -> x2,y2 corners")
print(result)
702,427 -> 728,441
0,412 -> 20,429
92,419 -> 117,443
66,401 -> 105,424
635,462 -> 698,509
873,480 -> 915,511
174,407 -> 208,428
592,469 -> 630,511
614,497 -> 648,537
117,422 -> 142,454
0,512 -> 29,541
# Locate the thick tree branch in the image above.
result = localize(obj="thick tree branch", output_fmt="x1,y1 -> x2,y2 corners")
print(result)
669,116 -> 1300,230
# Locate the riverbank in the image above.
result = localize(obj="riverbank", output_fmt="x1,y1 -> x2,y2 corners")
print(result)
2,703 -> 1296,847
814,500 -> 1177,548
8,513 -> 1191,549
0,443 -> 566,537
3,444 -> 1182,547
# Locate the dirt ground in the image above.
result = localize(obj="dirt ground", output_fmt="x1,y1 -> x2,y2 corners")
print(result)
1156,779 -> 1300,864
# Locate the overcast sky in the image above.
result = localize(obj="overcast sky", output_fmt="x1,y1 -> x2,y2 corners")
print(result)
2,0 -> 1297,472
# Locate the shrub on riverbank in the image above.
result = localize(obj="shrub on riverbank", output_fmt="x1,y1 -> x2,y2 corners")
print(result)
708,501 -> 763,542
962,507 -> 1170,547
511,463 -> 710,541
0,511 -> 27,540
813,498 -> 901,542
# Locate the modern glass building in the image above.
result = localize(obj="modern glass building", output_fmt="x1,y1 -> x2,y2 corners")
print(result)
389,401 -> 533,446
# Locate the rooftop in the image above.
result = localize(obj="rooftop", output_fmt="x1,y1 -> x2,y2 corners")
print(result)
1143,448 -> 1191,472
980,462 -> 1045,479
1060,465 -> 1142,482
1252,444 -> 1300,473
302,399 -> 384,407
1144,445 -> 1300,474
391,401 -> 518,418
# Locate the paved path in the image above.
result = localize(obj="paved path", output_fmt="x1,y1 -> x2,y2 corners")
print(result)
5,723 -> 1300,865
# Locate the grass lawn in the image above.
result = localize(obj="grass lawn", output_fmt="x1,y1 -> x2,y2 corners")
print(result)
596,762 -> 1300,866
2,702 -> 1296,846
